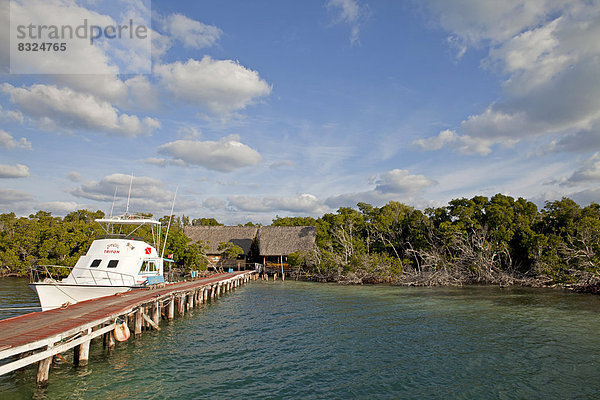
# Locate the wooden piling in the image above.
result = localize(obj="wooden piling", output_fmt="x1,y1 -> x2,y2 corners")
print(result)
135,308 -> 143,338
178,294 -> 185,315
153,301 -> 160,326
167,296 -> 175,320
36,345 -> 53,386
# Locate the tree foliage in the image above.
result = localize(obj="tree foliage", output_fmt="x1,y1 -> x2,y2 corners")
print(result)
1,195 -> 599,288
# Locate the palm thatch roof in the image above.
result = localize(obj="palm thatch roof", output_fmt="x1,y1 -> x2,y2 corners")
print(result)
184,226 -> 258,255
258,226 -> 316,256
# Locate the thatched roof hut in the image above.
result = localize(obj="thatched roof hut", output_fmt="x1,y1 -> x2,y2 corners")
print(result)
184,226 -> 258,255
257,226 -> 317,256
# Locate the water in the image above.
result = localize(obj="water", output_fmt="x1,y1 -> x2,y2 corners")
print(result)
1,279 -> 600,399
0,278 -> 41,320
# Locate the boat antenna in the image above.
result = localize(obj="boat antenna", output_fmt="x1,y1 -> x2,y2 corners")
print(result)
109,186 -> 118,218
125,172 -> 133,216
161,186 -> 178,259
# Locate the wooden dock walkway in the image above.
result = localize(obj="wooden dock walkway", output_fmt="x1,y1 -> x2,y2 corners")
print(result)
0,270 -> 257,385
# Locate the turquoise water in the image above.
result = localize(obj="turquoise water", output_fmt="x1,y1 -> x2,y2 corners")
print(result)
1,279 -> 600,399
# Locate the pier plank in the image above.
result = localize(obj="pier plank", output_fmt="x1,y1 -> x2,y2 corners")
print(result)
0,272 -> 247,357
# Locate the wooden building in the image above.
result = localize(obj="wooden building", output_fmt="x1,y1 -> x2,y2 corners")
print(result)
184,225 -> 317,273
257,226 -> 317,273
184,226 -> 258,269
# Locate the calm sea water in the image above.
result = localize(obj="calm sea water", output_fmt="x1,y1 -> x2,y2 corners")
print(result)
1,278 -> 600,399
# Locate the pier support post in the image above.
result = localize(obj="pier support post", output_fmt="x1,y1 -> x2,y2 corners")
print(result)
203,287 -> 208,302
153,301 -> 160,326
75,328 -> 92,366
135,308 -> 143,338
188,292 -> 194,310
167,296 -> 175,321
178,294 -> 186,315
36,344 -> 53,386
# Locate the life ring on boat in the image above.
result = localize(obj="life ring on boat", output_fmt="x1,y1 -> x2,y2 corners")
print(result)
114,320 -> 130,342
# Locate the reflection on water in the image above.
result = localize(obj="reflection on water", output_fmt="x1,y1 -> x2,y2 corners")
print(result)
0,278 -> 40,320
1,279 -> 600,399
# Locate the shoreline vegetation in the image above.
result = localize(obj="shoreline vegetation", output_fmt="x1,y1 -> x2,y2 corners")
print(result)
1,194 -> 599,294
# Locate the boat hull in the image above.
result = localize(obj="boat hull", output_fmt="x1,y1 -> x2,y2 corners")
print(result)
29,283 -> 135,311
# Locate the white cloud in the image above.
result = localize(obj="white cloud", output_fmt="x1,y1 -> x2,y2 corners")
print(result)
426,0 -> 565,48
36,201 -> 79,215
2,84 -> 160,137
270,160 -> 295,169
71,173 -> 182,214
157,136 -> 262,172
0,130 -> 31,150
228,193 -> 327,214
419,0 -> 600,155
414,128 -> 516,156
0,188 -> 33,205
0,164 -> 30,179
164,13 -> 222,49
374,169 -> 436,194
202,197 -> 227,211
8,0 -> 151,75
326,0 -> 366,45
560,153 -> 600,186
326,169 -> 436,208
67,171 -> 82,182
0,105 -> 24,123
155,56 -> 272,115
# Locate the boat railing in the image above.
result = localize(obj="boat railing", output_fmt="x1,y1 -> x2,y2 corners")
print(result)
30,265 -> 138,286
29,265 -> 71,283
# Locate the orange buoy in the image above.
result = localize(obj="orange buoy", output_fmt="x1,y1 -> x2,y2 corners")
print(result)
114,320 -> 130,342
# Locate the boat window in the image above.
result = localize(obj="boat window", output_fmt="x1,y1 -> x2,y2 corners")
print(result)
89,259 -> 101,268
140,260 -> 157,273
107,260 -> 119,268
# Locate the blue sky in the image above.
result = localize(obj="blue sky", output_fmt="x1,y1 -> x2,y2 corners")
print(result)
1,0 -> 599,224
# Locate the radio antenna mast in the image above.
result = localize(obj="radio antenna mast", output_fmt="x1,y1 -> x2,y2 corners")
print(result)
161,186 -> 178,259
109,186 -> 118,218
125,173 -> 133,216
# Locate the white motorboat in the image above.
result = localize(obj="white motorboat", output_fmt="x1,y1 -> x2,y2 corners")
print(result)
29,215 -> 171,311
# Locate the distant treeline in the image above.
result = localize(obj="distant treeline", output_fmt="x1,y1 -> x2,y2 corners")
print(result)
1,195 -> 599,291
275,195 -> 600,291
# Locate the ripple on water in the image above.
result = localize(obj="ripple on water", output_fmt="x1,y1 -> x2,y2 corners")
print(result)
1,280 -> 600,399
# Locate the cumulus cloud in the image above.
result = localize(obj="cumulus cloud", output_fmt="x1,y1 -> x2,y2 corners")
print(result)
0,130 -> 31,150
559,153 -> 600,187
0,105 -> 24,123
164,14 -> 222,48
326,169 -> 435,208
8,0 -> 150,75
419,1 -> 600,155
414,128 -> 516,156
70,173 -> 181,214
228,193 -> 327,214
2,84 -> 160,137
0,164 -> 30,179
155,56 -> 272,115
157,136 -> 262,172
327,0 -> 367,45
36,201 -> 79,215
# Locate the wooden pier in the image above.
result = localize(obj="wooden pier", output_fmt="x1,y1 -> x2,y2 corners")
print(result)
0,270 -> 257,386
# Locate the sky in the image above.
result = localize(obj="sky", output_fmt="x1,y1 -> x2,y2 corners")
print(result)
0,0 -> 599,224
